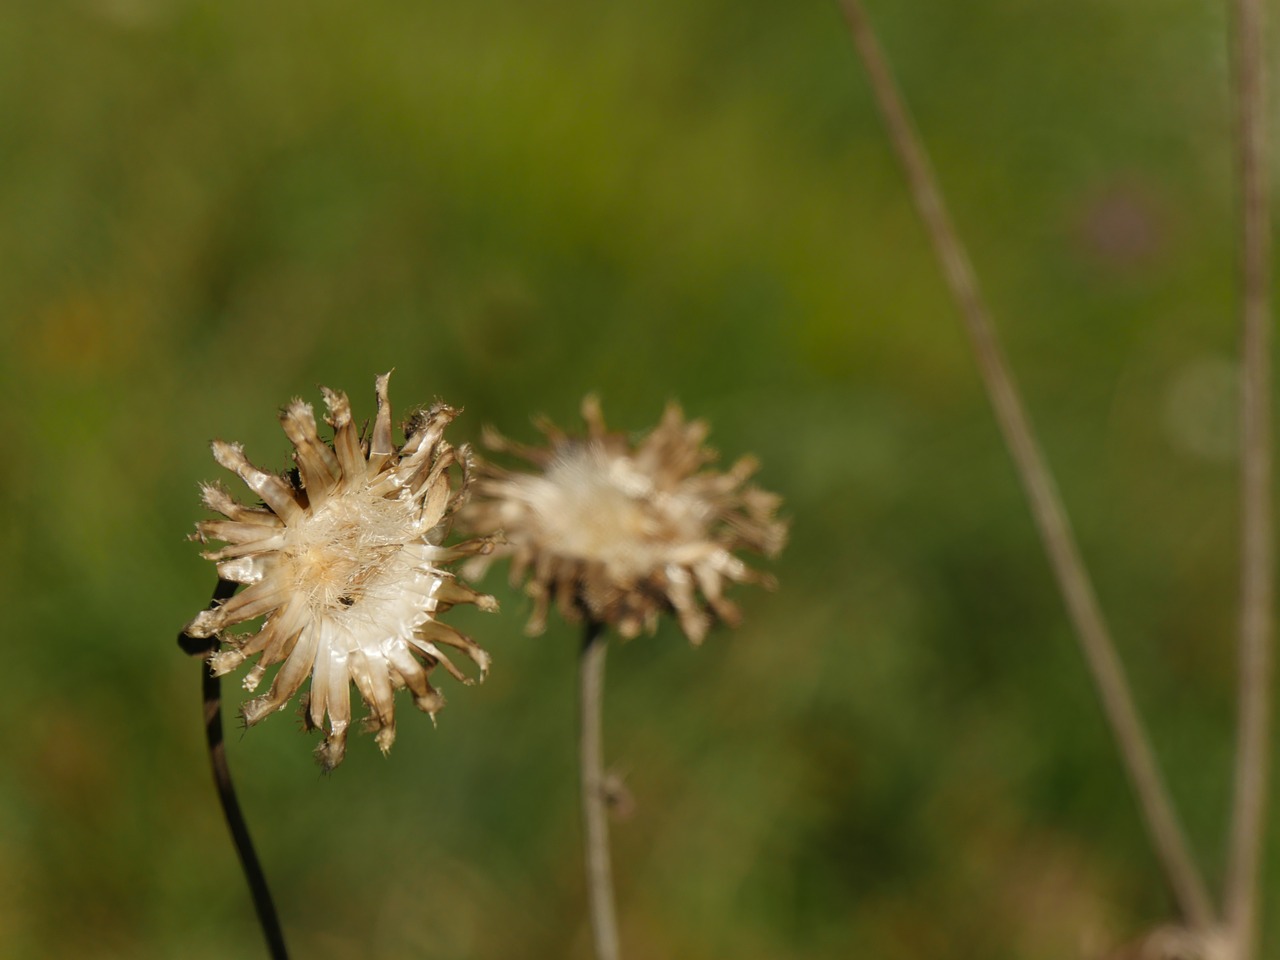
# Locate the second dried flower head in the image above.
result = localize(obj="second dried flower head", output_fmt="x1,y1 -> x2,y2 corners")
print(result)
182,374 -> 495,769
460,396 -> 787,641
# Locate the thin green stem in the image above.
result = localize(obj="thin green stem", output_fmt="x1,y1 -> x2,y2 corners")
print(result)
179,578 -> 290,960
836,0 -> 1215,930
579,620 -> 621,960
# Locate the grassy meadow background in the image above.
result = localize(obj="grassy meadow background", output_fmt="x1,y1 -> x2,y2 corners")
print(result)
0,1 -> 1261,956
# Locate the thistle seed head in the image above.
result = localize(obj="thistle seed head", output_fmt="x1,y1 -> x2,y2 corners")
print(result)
459,396 -> 786,642
182,374 -> 496,770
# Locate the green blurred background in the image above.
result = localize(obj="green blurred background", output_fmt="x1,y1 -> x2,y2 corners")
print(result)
0,0 -> 1262,956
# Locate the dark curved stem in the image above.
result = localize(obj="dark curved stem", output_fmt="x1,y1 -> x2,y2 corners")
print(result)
579,620 -> 621,960
179,578 -> 290,960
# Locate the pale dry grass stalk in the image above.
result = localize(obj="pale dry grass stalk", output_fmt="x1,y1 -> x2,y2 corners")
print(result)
579,620 -> 621,960
836,0 -> 1215,930
1224,0 -> 1272,955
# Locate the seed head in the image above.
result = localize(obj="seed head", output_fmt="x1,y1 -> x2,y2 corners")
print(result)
182,374 -> 496,770
459,396 -> 786,642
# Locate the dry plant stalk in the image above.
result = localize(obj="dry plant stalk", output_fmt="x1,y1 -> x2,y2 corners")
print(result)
1224,0 -> 1272,957
179,577 -> 290,960
836,0 -> 1215,933
579,619 -> 619,960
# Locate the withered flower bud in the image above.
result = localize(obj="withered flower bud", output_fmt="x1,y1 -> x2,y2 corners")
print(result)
459,396 -> 786,642
183,374 -> 496,770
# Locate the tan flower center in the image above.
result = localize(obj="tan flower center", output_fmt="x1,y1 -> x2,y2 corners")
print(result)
281,490 -> 409,612
526,444 -> 705,576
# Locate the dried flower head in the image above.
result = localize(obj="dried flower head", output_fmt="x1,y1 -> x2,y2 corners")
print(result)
459,396 -> 786,642
182,374 -> 496,769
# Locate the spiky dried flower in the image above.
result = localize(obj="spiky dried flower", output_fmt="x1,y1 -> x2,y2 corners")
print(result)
182,374 -> 496,770
459,396 -> 786,642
